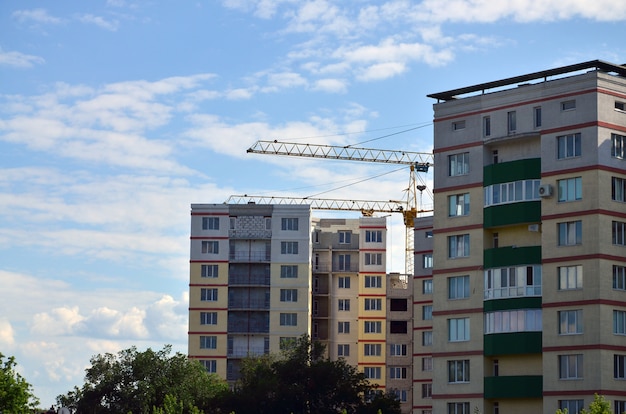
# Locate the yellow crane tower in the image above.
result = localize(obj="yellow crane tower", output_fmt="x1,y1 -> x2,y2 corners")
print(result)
244,140 -> 434,276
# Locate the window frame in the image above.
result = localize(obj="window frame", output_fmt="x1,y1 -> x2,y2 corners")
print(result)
200,288 -> 218,301
279,312 -> 297,326
338,276 -> 350,289
281,217 -> 299,231
558,265 -> 583,290
365,230 -> 382,243
199,335 -> 217,349
613,265 -> 626,291
448,152 -> 470,177
447,359 -> 470,383
614,310 -> 626,335
200,311 -> 217,325
612,221 -> 626,246
280,241 -> 299,254
201,264 -> 219,278
612,177 -> 626,202
558,221 -> 582,246
561,99 -> 576,111
364,320 -> 382,334
559,354 -> 583,379
448,275 -> 470,300
448,317 -> 470,342
614,354 -> 626,379
338,321 -> 350,334
202,217 -> 220,230
364,343 -> 382,356
507,111 -> 517,134
338,298 -> 350,311
280,289 -> 298,303
364,275 -> 382,288
337,344 -> 350,357
364,253 -> 383,266
280,265 -> 298,278
558,309 -> 583,335
557,177 -> 582,202
364,298 -> 382,311
201,240 -> 219,254
449,193 -> 470,217
448,234 -> 470,258
338,230 -> 352,244
557,133 -> 582,159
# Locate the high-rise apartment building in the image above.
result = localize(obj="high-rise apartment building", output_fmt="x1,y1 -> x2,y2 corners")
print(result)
190,205 -> 413,408
427,60 -> 626,414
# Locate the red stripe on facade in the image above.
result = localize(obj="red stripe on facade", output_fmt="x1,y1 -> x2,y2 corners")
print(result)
358,293 -> 387,297
356,362 -> 386,366
431,350 -> 483,358
542,209 -> 626,220
415,226 -> 434,231
413,352 -> 433,357
433,140 -> 482,154
359,225 -> 386,229
543,389 -> 626,397
432,307 -> 482,316
413,300 -> 434,305
432,393 -> 483,399
357,316 -> 387,320
432,265 -> 482,275
542,299 -> 626,308
413,274 -> 433,280
542,254 -> 626,264
190,236 -> 229,240
543,344 -> 626,352
412,378 -> 432,383
433,223 -> 483,234
541,163 -> 626,177
357,339 -> 387,343
433,181 -> 483,194
413,326 -> 432,331
360,248 -> 386,252
414,249 -> 433,255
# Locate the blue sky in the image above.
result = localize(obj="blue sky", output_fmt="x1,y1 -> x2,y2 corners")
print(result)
1,0 -> 625,407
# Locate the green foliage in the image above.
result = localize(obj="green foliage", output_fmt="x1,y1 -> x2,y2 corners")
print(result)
581,394 -> 611,414
220,335 -> 401,414
58,345 -> 226,414
0,352 -> 40,413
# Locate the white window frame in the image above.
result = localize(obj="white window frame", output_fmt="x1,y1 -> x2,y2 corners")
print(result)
452,120 -> 466,130
365,298 -> 382,311
364,321 -> 382,334
423,305 -> 433,320
557,177 -> 582,202
534,106 -> 542,128
201,241 -> 219,254
201,264 -> 219,278
364,253 -> 382,266
338,299 -> 350,311
200,311 -> 217,325
448,317 -> 470,342
389,366 -> 407,379
448,152 -> 469,176
559,309 -> 583,335
201,288 -> 218,301
614,354 -> 626,379
280,289 -> 298,302
337,344 -> 350,357
338,276 -> 350,288
507,111 -> 516,133
280,265 -> 298,278
449,193 -> 470,217
422,383 -> 432,399
557,133 -> 582,159
559,354 -> 583,379
280,241 -> 299,254
448,402 -> 470,414
448,275 -> 470,300
281,217 -> 299,231
558,265 -> 583,290
364,343 -> 382,356
364,366 -> 381,379
422,356 -> 433,371
338,321 -> 350,334
201,359 -> 217,373
200,335 -> 217,349
423,279 -> 433,294
448,234 -> 470,258
364,275 -> 382,288
338,230 -> 352,244
483,116 -> 491,137
423,331 -> 433,346
615,310 -> 626,335
613,265 -> 626,291
613,177 -> 626,202
559,400 -> 584,414
613,221 -> 626,246
279,313 -> 297,326
484,309 -> 542,334
558,221 -> 582,246
202,217 -> 219,230
448,359 -> 470,383
365,230 -> 382,243
390,343 -> 407,356
423,253 -> 433,269
561,99 -> 576,111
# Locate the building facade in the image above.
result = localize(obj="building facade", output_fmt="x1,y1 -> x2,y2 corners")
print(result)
427,61 -> 626,414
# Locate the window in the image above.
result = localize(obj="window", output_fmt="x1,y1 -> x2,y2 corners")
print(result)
493,150 -> 499,164
423,279 -> 433,294
390,320 -> 407,334
422,383 -> 432,398
390,366 -> 407,379
201,288 -> 218,301
425,230 -> 433,238
559,265 -> 583,290
280,289 -> 298,302
534,106 -> 542,128
614,265 -> 626,291
279,313 -> 297,326
201,241 -> 219,254
484,179 -> 540,206
452,120 -> 466,130
200,312 -> 217,325
338,254 -> 351,271
559,400 -> 584,414
390,298 -> 407,312
449,152 -> 469,176
337,344 -> 350,357
393,389 -> 408,403
423,253 -> 433,269
422,305 -> 433,320
483,116 -> 491,137
448,360 -> 470,383
364,343 -> 382,356
558,221 -> 582,246
201,264 -> 218,278
365,298 -> 382,311
338,321 -> 350,334
422,356 -> 433,371
365,230 -> 382,243
280,265 -> 298,278
448,275 -> 470,299
364,321 -> 382,333
338,276 -> 350,289
557,177 -> 582,202
484,309 -> 542,334
614,401 -> 626,414
559,354 -> 583,379
448,318 -> 470,342
561,100 -> 576,111
338,299 -> 350,311
364,367 -> 381,379
557,133 -> 582,159
200,360 -> 217,373
448,234 -> 470,258
364,253 -> 382,265
613,133 -> 626,159
390,344 -> 407,356
202,217 -> 219,230
365,275 -> 382,288
200,335 -> 217,349
559,310 -> 583,334
615,354 -> 626,379
613,221 -> 626,245
448,402 -> 470,414
507,111 -> 516,133
484,265 -> 542,299
612,177 -> 626,202
422,331 -> 433,346
617,101 -> 626,111
615,310 -> 626,335
279,337 -> 297,350
449,193 -> 470,217
338,231 -> 352,244
281,217 -> 298,230
281,241 -> 298,254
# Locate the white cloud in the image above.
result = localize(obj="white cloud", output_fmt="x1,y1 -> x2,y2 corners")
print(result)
0,318 -> 15,348
0,48 -> 45,68
76,14 -> 119,31
312,78 -> 348,93
12,8 -> 63,24
357,62 -> 406,81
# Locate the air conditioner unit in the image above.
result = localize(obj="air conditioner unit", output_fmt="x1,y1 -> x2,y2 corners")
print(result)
538,184 -> 553,197
528,224 -> 540,232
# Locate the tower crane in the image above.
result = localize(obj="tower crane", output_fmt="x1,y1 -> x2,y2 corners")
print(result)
245,140 -> 435,276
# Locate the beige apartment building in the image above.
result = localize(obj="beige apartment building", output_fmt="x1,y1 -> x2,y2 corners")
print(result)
426,60 -> 626,414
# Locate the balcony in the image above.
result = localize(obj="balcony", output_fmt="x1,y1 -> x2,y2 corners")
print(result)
228,229 -> 271,239
484,332 -> 542,356
227,320 -> 270,334
227,346 -> 268,358
313,264 -> 360,273
484,375 -> 543,399
228,298 -> 270,310
229,251 -> 270,262
229,273 -> 271,286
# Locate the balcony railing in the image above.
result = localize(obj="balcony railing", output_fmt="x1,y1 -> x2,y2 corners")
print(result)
229,252 -> 271,262
228,299 -> 270,310
227,321 -> 270,333
228,274 -> 271,285
313,264 -> 360,273
227,346 -> 268,358
228,229 -> 272,239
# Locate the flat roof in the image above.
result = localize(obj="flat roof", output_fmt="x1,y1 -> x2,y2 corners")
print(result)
427,59 -> 626,102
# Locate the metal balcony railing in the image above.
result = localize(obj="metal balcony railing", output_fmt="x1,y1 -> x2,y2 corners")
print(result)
228,274 -> 271,285
229,251 -> 271,262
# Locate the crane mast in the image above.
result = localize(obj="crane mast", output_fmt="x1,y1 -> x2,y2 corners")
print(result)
246,140 -> 434,276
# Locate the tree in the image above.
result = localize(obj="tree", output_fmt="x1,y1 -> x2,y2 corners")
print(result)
0,352 -> 40,413
57,345 -> 228,414
221,335 -> 400,414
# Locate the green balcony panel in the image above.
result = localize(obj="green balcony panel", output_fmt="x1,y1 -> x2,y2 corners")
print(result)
483,246 -> 541,268
484,375 -> 543,399
484,332 -> 542,356
484,158 -> 541,186
483,201 -> 541,228
483,297 -> 542,312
